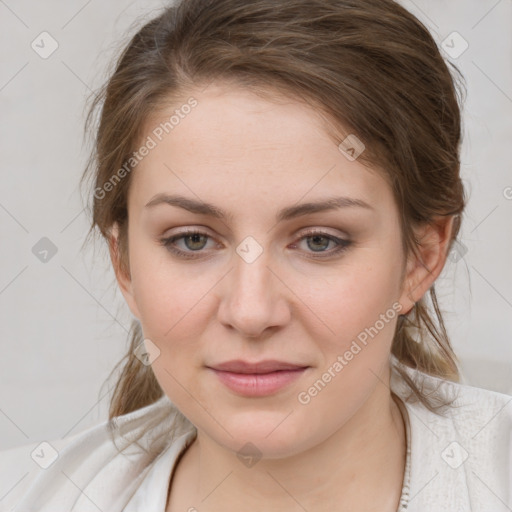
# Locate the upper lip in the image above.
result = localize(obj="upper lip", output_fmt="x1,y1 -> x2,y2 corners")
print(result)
208,360 -> 309,374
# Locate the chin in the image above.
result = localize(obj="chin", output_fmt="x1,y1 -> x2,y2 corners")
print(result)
209,412 -> 315,460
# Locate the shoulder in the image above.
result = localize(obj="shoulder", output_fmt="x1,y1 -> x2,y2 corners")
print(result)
411,370 -> 512,456
0,395 -> 195,511
393,356 -> 512,448
391,357 -> 512,510
392,357 -> 512,433
0,431 -> 89,506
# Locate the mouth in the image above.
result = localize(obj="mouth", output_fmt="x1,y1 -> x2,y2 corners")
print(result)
206,360 -> 310,397
208,359 -> 309,374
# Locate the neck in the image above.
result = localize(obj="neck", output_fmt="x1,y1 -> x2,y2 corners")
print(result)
168,372 -> 407,512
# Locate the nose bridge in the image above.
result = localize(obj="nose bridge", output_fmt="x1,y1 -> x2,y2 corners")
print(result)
234,247 -> 272,297
218,238 -> 288,336
232,234 -> 273,294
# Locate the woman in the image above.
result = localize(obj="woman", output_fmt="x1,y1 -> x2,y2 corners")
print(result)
1,0 -> 511,511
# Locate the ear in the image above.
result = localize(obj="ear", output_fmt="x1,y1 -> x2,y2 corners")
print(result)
108,222 -> 141,320
398,215 -> 455,314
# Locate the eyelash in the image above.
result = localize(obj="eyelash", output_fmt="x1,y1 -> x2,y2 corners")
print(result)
159,228 -> 352,260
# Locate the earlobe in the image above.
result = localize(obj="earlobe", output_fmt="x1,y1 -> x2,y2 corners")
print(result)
399,216 -> 455,314
108,222 -> 141,320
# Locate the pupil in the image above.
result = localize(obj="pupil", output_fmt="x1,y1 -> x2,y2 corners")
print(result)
309,235 -> 328,252
186,234 -> 206,250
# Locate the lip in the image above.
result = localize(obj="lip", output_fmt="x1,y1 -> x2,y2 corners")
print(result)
207,360 -> 310,397
208,359 -> 308,374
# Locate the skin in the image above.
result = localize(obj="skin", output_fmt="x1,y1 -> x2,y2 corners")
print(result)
110,81 -> 454,511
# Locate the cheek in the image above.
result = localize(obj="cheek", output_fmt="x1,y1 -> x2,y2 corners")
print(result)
134,269 -> 211,347
292,265 -> 401,430
131,254 -> 213,404
302,256 -> 402,345
128,237 -> 201,330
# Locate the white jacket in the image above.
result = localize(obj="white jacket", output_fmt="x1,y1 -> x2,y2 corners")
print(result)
1,357 -> 511,511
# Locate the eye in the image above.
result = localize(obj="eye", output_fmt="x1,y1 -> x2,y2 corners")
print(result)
291,229 -> 352,259
159,230 -> 217,259
159,228 -> 352,260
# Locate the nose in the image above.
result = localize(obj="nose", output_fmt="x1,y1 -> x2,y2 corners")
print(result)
216,247 -> 291,339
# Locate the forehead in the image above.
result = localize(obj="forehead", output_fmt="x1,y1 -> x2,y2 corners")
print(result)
129,83 -> 394,215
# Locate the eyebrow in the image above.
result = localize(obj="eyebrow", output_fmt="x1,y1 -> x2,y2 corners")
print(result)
144,193 -> 374,222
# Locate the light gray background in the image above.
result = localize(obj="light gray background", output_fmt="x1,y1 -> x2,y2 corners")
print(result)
0,0 -> 511,452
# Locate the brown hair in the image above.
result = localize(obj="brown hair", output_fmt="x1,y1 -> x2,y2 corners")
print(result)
81,0 -> 467,434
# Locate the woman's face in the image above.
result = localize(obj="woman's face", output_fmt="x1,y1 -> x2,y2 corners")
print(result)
115,82 -> 417,458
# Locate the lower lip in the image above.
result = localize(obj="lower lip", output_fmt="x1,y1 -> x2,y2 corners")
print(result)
209,368 -> 308,397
